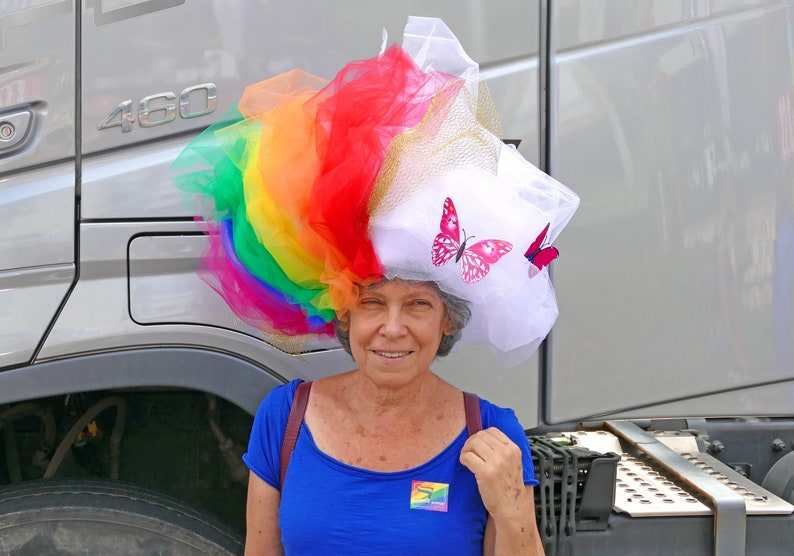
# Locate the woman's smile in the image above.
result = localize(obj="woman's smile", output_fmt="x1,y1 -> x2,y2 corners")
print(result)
373,350 -> 412,359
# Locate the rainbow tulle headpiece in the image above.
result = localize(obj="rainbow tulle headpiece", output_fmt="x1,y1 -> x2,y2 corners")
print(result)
173,17 -> 579,366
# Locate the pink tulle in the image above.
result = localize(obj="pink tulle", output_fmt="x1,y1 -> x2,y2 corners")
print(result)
200,221 -> 334,337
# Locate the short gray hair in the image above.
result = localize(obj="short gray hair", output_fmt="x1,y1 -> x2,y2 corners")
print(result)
334,280 -> 471,358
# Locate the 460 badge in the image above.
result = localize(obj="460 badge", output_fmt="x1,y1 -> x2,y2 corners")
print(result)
97,83 -> 217,133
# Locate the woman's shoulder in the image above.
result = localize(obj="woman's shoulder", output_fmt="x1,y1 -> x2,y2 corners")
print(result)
254,378 -> 305,418
475,395 -> 523,430
244,379 -> 306,489
476,394 -> 539,486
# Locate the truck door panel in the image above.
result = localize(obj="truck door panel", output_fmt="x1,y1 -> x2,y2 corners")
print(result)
0,3 -> 75,367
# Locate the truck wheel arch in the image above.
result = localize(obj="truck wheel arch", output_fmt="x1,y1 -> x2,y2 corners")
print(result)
0,348 -> 284,415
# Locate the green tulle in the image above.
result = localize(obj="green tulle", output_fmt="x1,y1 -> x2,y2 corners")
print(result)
172,104 -> 334,323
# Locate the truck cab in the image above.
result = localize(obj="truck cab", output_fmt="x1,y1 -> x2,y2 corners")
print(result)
1,1 -> 793,554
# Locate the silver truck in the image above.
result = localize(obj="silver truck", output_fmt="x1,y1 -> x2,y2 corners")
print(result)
1,1 -> 793,554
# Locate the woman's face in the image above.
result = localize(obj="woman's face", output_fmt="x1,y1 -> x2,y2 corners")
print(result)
338,280 -> 450,387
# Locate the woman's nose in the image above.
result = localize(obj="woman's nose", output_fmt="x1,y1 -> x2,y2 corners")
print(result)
379,307 -> 407,336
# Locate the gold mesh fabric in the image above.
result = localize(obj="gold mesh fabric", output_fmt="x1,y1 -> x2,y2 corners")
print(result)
261,332 -> 313,359
369,79 -> 504,221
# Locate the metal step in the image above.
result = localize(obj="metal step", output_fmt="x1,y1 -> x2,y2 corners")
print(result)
564,429 -> 794,518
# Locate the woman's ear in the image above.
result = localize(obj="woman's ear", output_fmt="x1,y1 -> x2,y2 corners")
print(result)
441,315 -> 453,336
336,309 -> 350,332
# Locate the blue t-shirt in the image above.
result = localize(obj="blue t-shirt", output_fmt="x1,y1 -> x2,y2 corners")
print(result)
243,379 -> 537,555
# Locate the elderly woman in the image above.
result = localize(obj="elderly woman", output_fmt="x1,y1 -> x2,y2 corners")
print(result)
244,278 -> 542,554
174,16 -> 578,556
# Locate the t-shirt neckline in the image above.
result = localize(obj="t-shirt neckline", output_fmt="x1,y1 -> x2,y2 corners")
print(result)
299,422 -> 468,479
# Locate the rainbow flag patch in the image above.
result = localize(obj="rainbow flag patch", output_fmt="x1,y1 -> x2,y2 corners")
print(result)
410,480 -> 449,512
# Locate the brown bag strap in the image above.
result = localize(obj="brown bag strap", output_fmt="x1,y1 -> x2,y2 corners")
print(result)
279,381 -> 312,489
463,391 -> 482,437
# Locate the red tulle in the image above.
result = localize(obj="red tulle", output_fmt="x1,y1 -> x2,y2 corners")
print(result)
308,45 -> 459,285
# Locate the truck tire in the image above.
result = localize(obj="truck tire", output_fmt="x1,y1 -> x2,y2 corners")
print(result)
0,479 -> 244,555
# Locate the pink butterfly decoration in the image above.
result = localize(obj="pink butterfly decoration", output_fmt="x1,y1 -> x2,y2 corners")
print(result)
431,197 -> 513,284
524,223 -> 559,278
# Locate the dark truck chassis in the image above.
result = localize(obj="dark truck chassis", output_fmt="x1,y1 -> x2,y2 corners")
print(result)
2,387 -> 794,555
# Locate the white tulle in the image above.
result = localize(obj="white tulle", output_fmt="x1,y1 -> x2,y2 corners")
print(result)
368,18 -> 580,367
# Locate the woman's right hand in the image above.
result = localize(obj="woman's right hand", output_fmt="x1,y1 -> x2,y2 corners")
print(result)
460,428 -> 544,555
